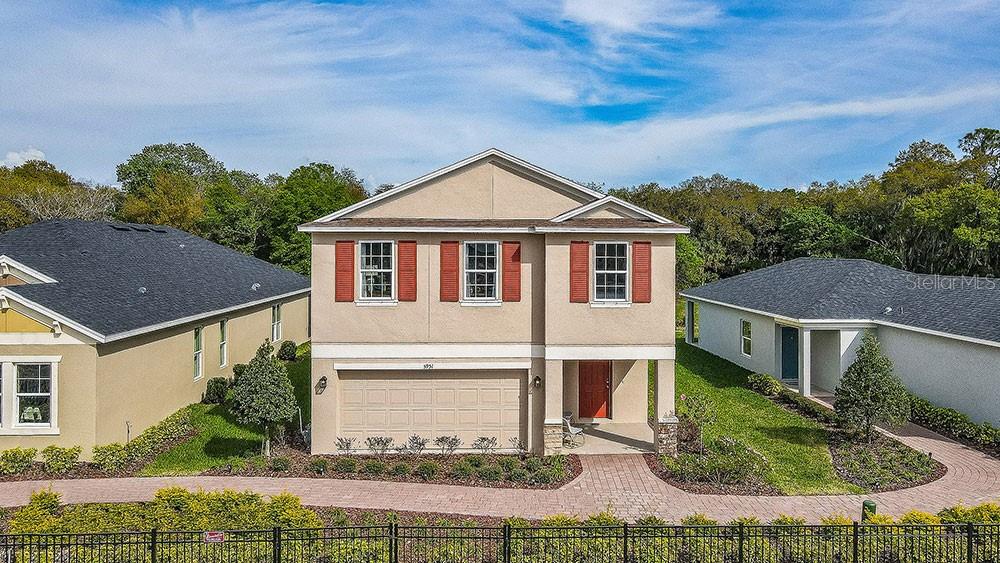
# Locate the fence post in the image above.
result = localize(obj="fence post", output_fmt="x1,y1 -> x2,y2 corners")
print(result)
967,522 -> 974,563
737,523 -> 744,563
149,528 -> 157,563
622,523 -> 629,563
852,522 -> 859,563
272,526 -> 281,563
502,523 -> 511,563
389,523 -> 398,563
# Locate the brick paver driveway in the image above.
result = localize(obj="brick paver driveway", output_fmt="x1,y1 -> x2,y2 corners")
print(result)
1,424 -> 997,522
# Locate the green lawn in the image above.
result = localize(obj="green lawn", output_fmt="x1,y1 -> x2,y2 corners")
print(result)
667,339 -> 861,495
141,346 -> 312,476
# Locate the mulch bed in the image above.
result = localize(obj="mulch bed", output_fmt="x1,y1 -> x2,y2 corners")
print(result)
204,447 -> 583,490
642,453 -> 783,496
828,432 -> 947,493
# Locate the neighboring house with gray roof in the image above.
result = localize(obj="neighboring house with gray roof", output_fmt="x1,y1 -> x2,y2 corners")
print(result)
681,257 -> 1000,424
0,220 -> 310,456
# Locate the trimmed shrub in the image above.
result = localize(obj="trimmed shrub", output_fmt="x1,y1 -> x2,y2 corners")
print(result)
334,457 -> 357,474
465,454 -> 485,468
540,514 -> 581,527
899,510 -> 941,525
939,503 -> 1000,524
475,464 -> 503,482
498,456 -> 519,472
507,468 -> 530,482
524,457 -> 544,472
0,447 -> 37,475
92,443 -> 128,473
277,340 -> 297,361
663,436 -> 769,487
413,461 -> 440,480
308,458 -> 328,475
450,460 -> 474,478
390,462 -> 410,476
362,460 -> 387,475
681,513 -> 718,526
728,516 -> 761,526
747,373 -> 782,396
270,456 -> 291,472
863,513 -> 895,525
121,407 -> 195,466
532,468 -> 558,484
41,445 -> 81,474
203,377 -> 229,404
909,393 -> 1000,453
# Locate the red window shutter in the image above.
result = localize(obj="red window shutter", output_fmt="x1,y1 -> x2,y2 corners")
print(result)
439,241 -> 460,302
335,240 -> 355,302
398,241 -> 417,302
569,241 -> 589,303
632,241 -> 652,303
502,241 -> 521,302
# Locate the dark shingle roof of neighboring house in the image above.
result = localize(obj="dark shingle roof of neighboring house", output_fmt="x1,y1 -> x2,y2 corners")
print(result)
0,220 -> 309,341
681,257 -> 1000,344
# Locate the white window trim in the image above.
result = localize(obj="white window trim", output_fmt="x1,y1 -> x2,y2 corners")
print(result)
194,326 -> 204,381
357,240 -> 397,304
740,318 -> 752,357
0,356 -> 60,436
593,241 -> 631,304
219,319 -> 228,368
271,304 -> 282,342
461,240 -> 501,303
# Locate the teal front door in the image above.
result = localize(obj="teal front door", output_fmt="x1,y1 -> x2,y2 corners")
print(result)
781,327 -> 799,381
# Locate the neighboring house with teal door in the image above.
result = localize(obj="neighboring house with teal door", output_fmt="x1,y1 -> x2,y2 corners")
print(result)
681,257 -> 1000,424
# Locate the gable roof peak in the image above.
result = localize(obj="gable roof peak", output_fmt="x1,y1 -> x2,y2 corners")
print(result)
311,148 -> 606,223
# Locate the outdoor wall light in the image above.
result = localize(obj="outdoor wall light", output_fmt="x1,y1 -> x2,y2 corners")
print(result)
316,376 -> 328,394
532,375 -> 543,388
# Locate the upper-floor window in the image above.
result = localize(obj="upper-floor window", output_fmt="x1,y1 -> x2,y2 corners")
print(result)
271,304 -> 282,341
594,242 -> 629,302
741,319 -> 752,357
464,241 -> 498,300
193,327 -> 204,380
360,241 -> 395,300
219,319 -> 228,368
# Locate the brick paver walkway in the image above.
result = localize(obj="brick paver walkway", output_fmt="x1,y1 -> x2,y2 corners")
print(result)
1,424 -> 996,522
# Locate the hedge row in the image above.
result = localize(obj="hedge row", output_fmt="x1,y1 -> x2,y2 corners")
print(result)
0,407 -> 194,477
908,393 -> 1000,454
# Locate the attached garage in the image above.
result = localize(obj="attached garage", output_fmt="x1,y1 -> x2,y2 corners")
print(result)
338,370 -> 526,449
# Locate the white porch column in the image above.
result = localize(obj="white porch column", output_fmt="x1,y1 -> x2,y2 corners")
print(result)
799,328 -> 812,397
543,359 -> 563,455
684,301 -> 695,344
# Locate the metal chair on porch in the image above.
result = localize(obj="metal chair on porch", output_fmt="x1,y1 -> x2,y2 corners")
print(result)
562,413 -> 585,448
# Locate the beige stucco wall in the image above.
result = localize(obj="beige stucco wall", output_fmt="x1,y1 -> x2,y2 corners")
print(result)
95,295 -> 309,445
544,234 -> 676,346
312,233 -> 544,345
0,343 -> 98,453
353,159 -> 590,220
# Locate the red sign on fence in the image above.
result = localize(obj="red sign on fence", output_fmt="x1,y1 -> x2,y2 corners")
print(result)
203,531 -> 225,544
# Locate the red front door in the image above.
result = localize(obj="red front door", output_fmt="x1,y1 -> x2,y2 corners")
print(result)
579,361 -> 610,418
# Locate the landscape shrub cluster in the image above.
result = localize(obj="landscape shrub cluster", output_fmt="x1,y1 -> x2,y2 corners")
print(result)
663,436 -> 770,487
90,407 -> 195,473
908,393 -> 1000,454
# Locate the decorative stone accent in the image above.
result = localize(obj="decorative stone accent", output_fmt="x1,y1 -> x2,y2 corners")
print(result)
543,423 -> 563,456
655,416 -> 679,457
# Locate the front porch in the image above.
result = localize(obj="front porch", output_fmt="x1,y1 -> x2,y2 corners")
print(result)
540,357 -> 676,456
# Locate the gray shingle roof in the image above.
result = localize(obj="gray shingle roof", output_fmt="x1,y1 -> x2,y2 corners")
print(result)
682,257 -> 1000,344
0,220 -> 308,340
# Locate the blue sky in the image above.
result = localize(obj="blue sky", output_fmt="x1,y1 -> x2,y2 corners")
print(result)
1,1 -> 998,189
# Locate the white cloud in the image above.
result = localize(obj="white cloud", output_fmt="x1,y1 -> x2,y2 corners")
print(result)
562,0 -> 719,32
2,148 -> 45,167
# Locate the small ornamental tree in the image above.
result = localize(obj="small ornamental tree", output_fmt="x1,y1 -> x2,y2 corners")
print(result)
834,331 -> 910,443
229,341 -> 298,456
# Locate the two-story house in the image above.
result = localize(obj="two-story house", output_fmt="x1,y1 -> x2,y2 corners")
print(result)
300,150 -> 688,455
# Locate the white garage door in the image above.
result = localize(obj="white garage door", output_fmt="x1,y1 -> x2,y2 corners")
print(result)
339,370 -> 524,448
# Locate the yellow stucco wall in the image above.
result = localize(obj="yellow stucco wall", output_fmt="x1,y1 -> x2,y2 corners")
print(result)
0,309 -> 50,333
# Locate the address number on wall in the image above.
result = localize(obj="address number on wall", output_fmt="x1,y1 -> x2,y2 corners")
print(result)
423,363 -> 434,369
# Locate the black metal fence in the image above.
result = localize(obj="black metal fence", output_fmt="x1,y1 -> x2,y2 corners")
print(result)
0,523 -> 997,562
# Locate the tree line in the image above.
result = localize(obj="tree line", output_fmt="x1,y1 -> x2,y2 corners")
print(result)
2,128 -> 997,281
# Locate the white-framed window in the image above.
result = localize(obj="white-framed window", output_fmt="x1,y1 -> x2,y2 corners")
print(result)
463,241 -> 499,301
193,326 -> 204,380
0,357 -> 60,434
359,241 -> 395,301
15,363 -> 51,427
271,304 -> 282,341
740,319 -> 752,357
219,319 -> 228,368
594,242 -> 629,302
